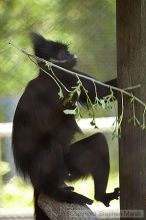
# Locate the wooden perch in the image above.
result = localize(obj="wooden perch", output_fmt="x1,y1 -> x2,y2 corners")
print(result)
38,194 -> 99,220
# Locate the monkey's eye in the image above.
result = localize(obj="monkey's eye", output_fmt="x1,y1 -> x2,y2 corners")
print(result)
58,50 -> 67,60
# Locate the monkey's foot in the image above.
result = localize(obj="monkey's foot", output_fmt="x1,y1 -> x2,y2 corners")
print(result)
95,187 -> 120,207
52,190 -> 93,205
60,186 -> 74,192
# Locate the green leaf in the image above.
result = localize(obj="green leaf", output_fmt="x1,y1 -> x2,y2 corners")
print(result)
76,88 -> 81,97
58,90 -> 64,99
63,94 -> 73,106
99,99 -> 106,109
63,109 -> 76,115
77,80 -> 81,85
90,120 -> 98,129
128,117 -> 134,123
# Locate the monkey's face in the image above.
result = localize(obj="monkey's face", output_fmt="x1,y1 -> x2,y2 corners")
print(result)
48,42 -> 77,69
31,33 -> 77,69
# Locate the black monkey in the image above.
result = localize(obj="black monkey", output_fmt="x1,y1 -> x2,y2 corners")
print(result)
12,33 -> 119,220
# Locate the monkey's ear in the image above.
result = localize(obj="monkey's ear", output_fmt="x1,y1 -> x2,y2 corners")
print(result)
30,32 -> 47,49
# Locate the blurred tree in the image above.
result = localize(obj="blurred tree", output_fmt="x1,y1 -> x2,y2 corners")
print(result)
0,0 -> 116,95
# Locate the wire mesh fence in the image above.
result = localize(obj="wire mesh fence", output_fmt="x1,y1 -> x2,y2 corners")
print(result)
0,0 -> 118,216
0,0 -> 116,96
0,0 -> 116,121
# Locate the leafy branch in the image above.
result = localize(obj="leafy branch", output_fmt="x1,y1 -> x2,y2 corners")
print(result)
9,42 -> 146,135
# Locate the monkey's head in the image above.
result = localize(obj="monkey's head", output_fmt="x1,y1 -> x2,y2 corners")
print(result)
31,33 -> 77,69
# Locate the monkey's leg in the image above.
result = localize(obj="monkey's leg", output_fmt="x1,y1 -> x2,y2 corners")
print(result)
29,139 -> 92,207
66,133 -> 119,207
30,140 -> 66,220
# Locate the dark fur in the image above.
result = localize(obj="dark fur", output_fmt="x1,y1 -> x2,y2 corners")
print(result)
12,33 -> 119,220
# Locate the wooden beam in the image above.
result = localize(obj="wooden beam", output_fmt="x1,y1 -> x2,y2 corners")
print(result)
117,0 -> 146,219
38,194 -> 98,220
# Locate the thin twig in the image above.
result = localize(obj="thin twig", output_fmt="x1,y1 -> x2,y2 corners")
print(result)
9,42 -> 146,133
9,42 -> 146,109
123,84 -> 141,90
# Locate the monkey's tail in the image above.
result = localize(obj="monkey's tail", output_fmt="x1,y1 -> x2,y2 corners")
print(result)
34,189 -> 50,220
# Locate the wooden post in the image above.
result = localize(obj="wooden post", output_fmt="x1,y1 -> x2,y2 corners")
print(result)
117,0 -> 146,219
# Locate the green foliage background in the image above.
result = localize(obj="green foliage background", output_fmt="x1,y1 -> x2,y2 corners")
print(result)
0,0 -> 116,95
0,0 -> 118,208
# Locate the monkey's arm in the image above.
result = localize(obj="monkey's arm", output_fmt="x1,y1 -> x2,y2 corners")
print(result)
105,78 -> 117,88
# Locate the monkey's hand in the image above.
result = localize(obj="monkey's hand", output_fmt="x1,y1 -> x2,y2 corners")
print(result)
60,182 -> 74,192
95,187 -> 120,207
52,190 -> 93,205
